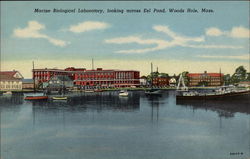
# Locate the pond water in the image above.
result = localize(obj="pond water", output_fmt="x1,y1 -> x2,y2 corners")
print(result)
0,90 -> 249,159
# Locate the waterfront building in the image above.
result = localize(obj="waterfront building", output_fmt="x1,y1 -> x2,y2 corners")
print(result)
0,71 -> 23,91
33,67 -> 140,88
22,79 -> 34,89
187,71 -> 223,87
152,77 -> 170,87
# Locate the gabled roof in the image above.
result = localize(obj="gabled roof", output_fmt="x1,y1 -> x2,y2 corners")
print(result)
0,71 -> 23,81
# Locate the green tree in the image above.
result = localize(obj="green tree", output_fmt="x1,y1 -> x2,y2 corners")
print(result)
246,72 -> 250,81
223,74 -> 231,85
159,73 -> 169,77
231,66 -> 247,84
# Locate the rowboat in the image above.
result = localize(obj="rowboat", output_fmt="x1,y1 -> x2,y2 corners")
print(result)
52,96 -> 68,100
25,95 -> 48,100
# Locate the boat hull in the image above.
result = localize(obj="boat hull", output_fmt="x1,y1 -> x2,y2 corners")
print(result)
176,90 -> 250,100
52,97 -> 68,100
25,96 -> 48,100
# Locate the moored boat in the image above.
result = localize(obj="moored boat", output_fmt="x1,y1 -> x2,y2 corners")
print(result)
176,86 -> 250,100
3,91 -> 12,95
119,90 -> 129,97
145,88 -> 161,96
25,95 -> 48,100
52,96 -> 68,100
94,89 -> 103,92
84,90 -> 95,93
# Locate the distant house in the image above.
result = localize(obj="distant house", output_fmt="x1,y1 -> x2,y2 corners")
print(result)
47,75 -> 73,89
169,77 -> 177,87
22,79 -> 34,89
0,71 -> 23,91
140,76 -> 147,87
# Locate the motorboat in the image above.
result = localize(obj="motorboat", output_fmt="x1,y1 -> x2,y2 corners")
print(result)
119,90 -> 129,97
84,90 -> 95,93
145,88 -> 161,96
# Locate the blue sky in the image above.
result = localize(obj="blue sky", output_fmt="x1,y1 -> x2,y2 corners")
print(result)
1,1 -> 249,78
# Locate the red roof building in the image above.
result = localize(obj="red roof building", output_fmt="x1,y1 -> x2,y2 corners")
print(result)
187,71 -> 223,87
33,67 -> 140,88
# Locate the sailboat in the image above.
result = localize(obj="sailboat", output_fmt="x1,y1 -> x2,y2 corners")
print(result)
52,76 -> 68,101
176,73 -> 188,92
24,61 -> 48,100
145,63 -> 161,96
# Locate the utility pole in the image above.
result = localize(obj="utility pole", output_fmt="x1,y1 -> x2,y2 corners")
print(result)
32,61 -> 36,92
92,58 -> 94,70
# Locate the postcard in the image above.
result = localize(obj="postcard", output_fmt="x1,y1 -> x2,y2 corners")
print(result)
0,1 -> 249,159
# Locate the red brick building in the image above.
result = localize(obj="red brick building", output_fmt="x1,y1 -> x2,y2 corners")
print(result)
152,77 -> 170,87
33,67 -> 140,88
187,71 -> 223,87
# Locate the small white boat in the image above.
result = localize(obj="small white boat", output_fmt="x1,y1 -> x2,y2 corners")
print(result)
119,90 -> 129,97
3,91 -> 12,95
84,90 -> 95,93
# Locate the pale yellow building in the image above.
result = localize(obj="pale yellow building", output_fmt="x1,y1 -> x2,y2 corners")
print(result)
0,71 -> 23,91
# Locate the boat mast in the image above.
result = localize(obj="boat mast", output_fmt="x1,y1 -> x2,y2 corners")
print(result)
177,73 -> 188,91
151,62 -> 153,87
32,61 -> 36,92
219,68 -> 222,86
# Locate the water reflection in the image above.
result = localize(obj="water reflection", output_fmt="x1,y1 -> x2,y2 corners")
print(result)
1,91 -> 250,159
176,99 -> 250,118
28,91 -> 140,113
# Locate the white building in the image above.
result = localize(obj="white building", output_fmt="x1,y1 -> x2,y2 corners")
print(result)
0,71 -> 23,91
169,77 -> 177,87
140,77 -> 147,87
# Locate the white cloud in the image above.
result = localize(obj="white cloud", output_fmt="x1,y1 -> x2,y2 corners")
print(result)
229,26 -> 249,38
197,54 -> 249,60
68,21 -> 109,33
206,26 -> 249,38
187,44 -> 242,49
153,25 -> 205,42
205,27 -> 224,36
105,36 -> 171,54
13,21 -> 69,47
105,25 -> 241,54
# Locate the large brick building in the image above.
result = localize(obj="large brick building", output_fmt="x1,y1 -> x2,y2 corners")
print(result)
33,67 -> 140,88
187,71 -> 223,87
